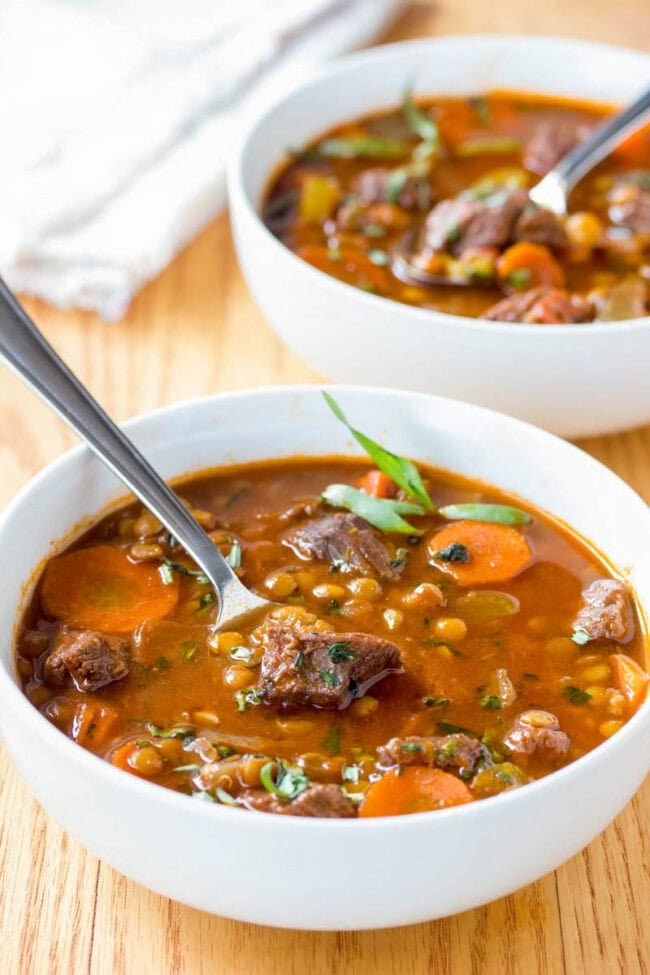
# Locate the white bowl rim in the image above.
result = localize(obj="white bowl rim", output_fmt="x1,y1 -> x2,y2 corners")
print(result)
1,385 -> 649,831
229,33 -> 650,337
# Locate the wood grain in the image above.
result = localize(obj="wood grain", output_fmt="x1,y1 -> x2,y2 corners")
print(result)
1,2 -> 649,972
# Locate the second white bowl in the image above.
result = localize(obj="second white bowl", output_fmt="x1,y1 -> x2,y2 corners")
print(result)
229,36 -> 650,438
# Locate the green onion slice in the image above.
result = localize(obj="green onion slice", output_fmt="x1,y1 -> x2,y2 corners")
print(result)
439,503 -> 532,526
402,88 -> 440,149
322,391 -> 433,510
321,483 -> 424,535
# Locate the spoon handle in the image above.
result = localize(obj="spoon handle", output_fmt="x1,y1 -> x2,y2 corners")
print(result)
0,279 -> 239,600
529,86 -> 650,213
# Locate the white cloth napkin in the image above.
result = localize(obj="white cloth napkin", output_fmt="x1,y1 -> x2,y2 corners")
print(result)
0,0 -> 403,320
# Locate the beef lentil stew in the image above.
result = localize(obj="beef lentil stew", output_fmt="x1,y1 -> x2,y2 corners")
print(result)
16,397 -> 649,818
262,91 -> 650,323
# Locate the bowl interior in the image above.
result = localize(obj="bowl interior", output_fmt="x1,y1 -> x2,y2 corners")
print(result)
3,385 -> 650,671
239,35 -> 650,213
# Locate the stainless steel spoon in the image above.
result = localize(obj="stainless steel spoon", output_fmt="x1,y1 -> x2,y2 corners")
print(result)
394,85 -> 650,286
0,278 -> 272,630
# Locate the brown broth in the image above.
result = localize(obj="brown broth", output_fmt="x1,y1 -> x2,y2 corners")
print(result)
15,457 -> 649,814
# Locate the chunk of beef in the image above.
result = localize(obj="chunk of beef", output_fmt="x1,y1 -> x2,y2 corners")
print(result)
610,184 -> 650,233
424,190 -> 528,255
573,579 -> 634,643
481,286 -> 593,323
239,783 -> 357,818
502,711 -> 570,765
523,121 -> 581,176
257,625 -> 402,709
514,206 -> 567,248
350,167 -> 432,211
377,733 -> 490,776
43,628 -> 130,692
286,512 -> 401,580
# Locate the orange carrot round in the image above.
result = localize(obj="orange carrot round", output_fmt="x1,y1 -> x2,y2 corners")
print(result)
358,469 -> 398,499
359,767 -> 473,817
41,545 -> 179,633
110,740 -> 145,776
427,520 -> 532,586
497,242 -> 565,289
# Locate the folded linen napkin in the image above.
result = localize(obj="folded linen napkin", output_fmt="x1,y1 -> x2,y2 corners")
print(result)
0,0 -> 403,319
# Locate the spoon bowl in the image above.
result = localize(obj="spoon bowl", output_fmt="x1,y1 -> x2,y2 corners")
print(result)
0,279 -> 273,631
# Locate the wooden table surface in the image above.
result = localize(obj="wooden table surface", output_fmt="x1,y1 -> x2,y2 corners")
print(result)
1,2 -> 649,972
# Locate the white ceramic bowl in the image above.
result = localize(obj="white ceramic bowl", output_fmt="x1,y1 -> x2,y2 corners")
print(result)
229,36 -> 650,439
0,386 -> 649,930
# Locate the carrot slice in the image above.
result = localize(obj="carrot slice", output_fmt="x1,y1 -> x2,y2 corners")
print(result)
611,653 -> 649,710
497,242 -> 565,289
611,124 -> 650,165
41,545 -> 179,633
358,469 -> 398,499
295,244 -> 388,291
71,701 -> 119,749
360,767 -> 473,817
109,740 -> 145,776
427,520 -> 532,586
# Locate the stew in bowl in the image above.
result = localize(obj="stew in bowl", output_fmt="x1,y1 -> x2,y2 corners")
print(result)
263,91 -> 650,323
16,393 -> 649,819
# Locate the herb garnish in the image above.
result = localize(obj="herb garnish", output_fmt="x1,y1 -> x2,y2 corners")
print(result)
235,688 -> 264,712
320,726 -> 341,755
146,722 -> 194,740
479,695 -> 503,710
320,670 -> 341,689
156,656 -> 172,670
197,592 -> 215,613
423,697 -> 450,709
390,547 -> 410,568
571,628 -> 592,646
321,484 -> 425,535
563,686 -> 592,705
402,88 -> 440,150
163,559 -> 210,585
367,248 -> 389,267
506,268 -> 532,290
173,763 -> 201,773
434,542 -> 470,563
438,503 -> 532,526
322,391 -> 433,511
328,641 -> 356,663
437,721 -> 477,736
293,651 -> 305,670
342,763 -> 361,783
260,761 -> 310,800
181,640 -> 198,661
523,672 -> 539,681
225,539 -> 242,570
401,742 -> 423,753
315,135 -> 408,160
229,645 -> 255,664
215,787 -> 238,806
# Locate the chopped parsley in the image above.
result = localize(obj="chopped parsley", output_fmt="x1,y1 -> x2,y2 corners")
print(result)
320,670 -> 341,689
328,641 -> 356,663
563,686 -> 592,705
390,547 -> 410,568
342,763 -> 361,783
159,563 -> 175,585
433,542 -> 470,564
293,651 -> 305,669
328,599 -> 341,616
437,721 -> 477,736
445,224 -> 461,243
479,695 -> 502,710
423,696 -> 450,709
163,559 -> 210,584
146,722 -> 194,740
506,268 -> 531,290
235,688 -> 264,712
216,745 -> 236,759
495,769 -> 513,784
320,726 -> 341,755
181,640 -> 198,661
401,742 -> 423,753
156,656 -> 172,671
260,760 -> 309,800
523,672 -> 539,681
197,592 -> 215,613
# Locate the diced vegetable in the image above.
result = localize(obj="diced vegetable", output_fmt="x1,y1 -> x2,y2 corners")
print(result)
298,175 -> 340,225
453,590 -> 520,624
497,242 -> 566,289
71,701 -> 119,748
322,391 -> 433,510
427,521 -> 532,586
358,469 -> 398,499
41,545 -> 180,632
359,766 -> 473,816
321,484 -> 425,534
611,653 -> 649,708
